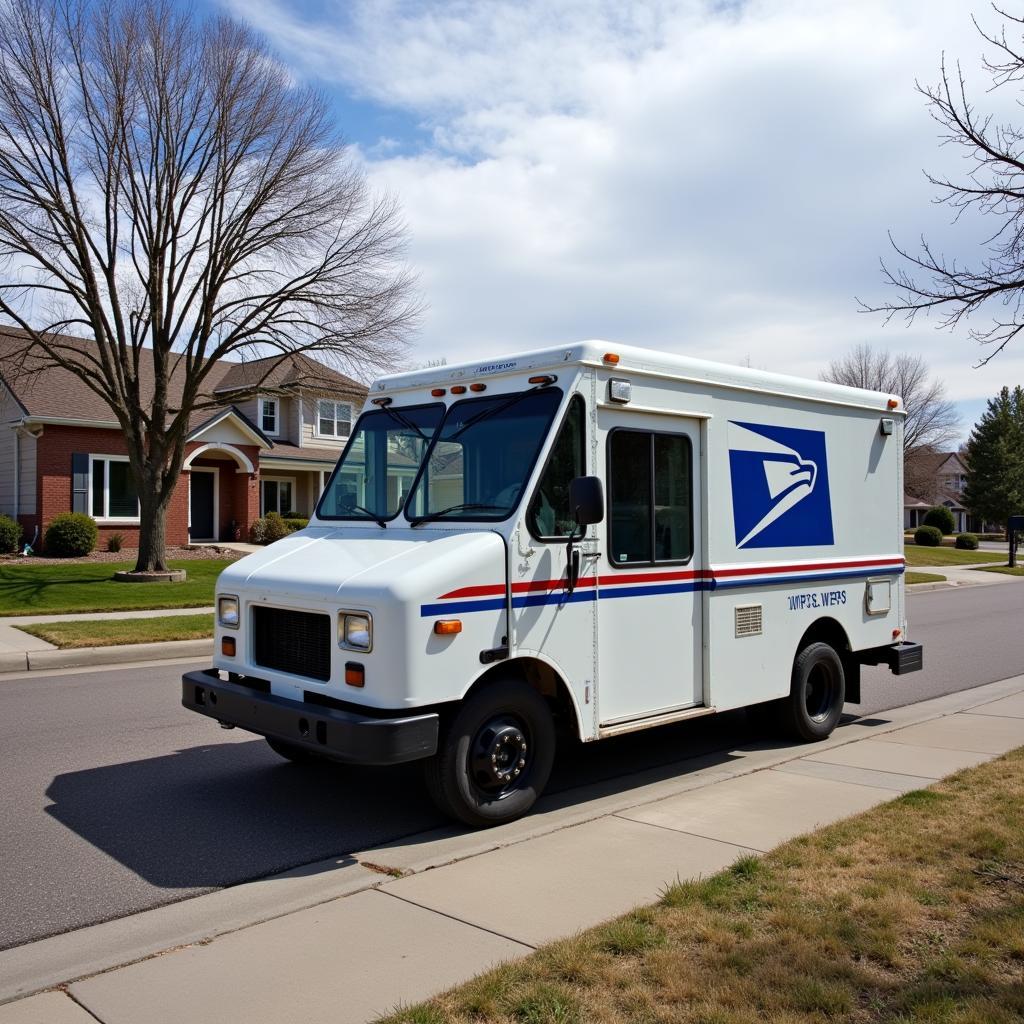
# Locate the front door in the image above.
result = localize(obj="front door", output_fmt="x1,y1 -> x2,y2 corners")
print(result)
189,471 -> 216,541
596,411 -> 704,723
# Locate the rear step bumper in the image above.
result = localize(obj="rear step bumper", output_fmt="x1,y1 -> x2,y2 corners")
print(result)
181,670 -> 439,765
855,640 -> 924,675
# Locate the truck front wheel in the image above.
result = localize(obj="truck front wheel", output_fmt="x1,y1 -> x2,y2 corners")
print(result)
424,678 -> 556,828
782,641 -> 845,742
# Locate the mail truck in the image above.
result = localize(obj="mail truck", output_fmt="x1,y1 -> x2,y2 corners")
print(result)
182,342 -> 922,826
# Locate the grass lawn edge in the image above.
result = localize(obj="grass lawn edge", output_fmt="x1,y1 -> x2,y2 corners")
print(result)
16,612 -> 213,649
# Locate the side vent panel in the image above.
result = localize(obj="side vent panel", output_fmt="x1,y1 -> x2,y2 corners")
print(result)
735,604 -> 763,638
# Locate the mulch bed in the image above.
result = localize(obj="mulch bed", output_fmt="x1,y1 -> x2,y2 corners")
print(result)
0,545 -> 244,567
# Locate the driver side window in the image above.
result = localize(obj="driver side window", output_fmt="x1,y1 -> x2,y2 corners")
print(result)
527,395 -> 585,539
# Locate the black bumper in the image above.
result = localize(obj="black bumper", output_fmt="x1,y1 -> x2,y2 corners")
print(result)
855,640 -> 924,675
181,670 -> 439,766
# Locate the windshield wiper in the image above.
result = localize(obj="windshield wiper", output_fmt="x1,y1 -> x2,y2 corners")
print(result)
410,503 -> 504,527
380,404 -> 430,440
341,503 -> 387,528
449,385 -> 545,441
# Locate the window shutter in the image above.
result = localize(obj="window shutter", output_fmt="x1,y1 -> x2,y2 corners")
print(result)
71,453 -> 90,514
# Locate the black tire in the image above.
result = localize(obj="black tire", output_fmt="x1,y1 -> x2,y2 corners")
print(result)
265,736 -> 328,765
424,678 -> 556,828
781,641 -> 845,742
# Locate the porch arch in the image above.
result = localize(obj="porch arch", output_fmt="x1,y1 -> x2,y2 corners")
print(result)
183,442 -> 255,475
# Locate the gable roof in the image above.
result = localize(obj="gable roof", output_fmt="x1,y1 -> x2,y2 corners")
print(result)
0,325 -> 367,424
187,405 -> 272,448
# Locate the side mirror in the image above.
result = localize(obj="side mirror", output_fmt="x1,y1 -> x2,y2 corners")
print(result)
569,475 -> 604,527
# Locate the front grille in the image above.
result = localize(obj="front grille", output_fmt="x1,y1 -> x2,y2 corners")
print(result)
252,606 -> 332,682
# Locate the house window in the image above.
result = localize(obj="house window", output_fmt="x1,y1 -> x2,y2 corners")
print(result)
90,456 -> 140,520
317,399 -> 352,438
261,478 -> 295,516
259,398 -> 278,435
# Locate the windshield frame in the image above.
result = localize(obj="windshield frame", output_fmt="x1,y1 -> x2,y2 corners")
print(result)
403,385 -> 566,527
314,401 -> 445,523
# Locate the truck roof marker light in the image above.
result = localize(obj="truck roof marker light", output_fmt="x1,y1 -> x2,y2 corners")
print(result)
887,398 -> 899,409
345,662 -> 365,687
451,385 -> 467,394
434,619 -> 462,636
371,396 -> 393,407
431,388 -> 446,397
528,374 -> 557,385
469,383 -> 487,392
603,352 -> 620,365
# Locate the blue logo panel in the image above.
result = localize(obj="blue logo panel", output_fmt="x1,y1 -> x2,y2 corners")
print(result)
728,421 -> 833,549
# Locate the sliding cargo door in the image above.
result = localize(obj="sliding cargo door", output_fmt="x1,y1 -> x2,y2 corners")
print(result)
596,413 -> 703,723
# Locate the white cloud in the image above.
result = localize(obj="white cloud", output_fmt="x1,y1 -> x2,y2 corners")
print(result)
225,0 -> 1024,419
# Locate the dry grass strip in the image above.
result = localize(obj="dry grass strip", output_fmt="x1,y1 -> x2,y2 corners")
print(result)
380,748 -> 1024,1024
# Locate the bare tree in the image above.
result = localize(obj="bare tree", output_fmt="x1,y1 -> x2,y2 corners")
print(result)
821,344 -> 960,454
0,0 -> 419,570
864,6 -> 1024,366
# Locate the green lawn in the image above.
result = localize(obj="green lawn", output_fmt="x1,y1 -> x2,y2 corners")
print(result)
0,560 -> 231,616
975,564 -> 1024,577
904,546 -> 1004,567
906,571 -> 946,585
18,612 -> 213,648
381,748 -> 1024,1024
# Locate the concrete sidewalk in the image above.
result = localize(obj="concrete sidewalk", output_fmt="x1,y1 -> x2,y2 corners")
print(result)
1,675 -> 1022,1024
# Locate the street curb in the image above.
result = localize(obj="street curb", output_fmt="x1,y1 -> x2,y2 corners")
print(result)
5,639 -> 214,673
1,672 -> 1021,1007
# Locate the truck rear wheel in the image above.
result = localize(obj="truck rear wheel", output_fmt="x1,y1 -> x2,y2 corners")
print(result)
424,678 -> 556,828
782,641 -> 845,742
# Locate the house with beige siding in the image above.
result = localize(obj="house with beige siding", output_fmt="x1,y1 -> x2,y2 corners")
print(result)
0,327 -> 366,549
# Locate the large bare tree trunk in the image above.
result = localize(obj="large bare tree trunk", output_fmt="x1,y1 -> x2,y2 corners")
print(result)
137,492 -> 170,573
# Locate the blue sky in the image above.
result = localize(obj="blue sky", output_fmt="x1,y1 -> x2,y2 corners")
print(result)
207,0 -> 1024,443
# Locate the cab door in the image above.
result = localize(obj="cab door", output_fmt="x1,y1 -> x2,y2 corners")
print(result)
595,412 -> 704,723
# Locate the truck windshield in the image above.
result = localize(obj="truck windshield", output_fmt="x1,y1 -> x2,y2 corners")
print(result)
318,403 -> 445,522
406,387 -> 563,524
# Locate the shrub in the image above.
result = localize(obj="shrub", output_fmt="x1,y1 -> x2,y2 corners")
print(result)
263,511 -> 290,543
106,532 -> 124,553
45,512 -> 98,557
249,517 -> 268,545
923,505 -> 956,535
914,525 -> 943,547
282,517 -> 308,532
955,532 -> 979,550
0,514 -> 21,554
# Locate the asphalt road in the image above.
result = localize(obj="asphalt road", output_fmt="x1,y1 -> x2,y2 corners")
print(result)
2,582 -> 1023,951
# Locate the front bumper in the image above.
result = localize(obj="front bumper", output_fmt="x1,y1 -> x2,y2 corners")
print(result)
181,670 -> 439,765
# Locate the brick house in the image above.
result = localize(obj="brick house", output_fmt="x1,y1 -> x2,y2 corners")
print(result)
903,449 -> 995,533
0,328 -> 366,549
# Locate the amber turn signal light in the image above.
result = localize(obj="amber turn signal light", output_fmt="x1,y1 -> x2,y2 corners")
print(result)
345,662 -> 365,687
221,636 -> 236,657
434,619 -> 462,636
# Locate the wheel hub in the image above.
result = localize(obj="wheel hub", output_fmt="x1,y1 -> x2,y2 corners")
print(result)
470,719 -> 530,793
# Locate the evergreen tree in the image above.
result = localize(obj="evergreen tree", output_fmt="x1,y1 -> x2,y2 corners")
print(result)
964,387 -> 1024,531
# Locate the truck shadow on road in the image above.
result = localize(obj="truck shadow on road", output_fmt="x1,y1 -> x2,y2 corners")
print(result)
42,708 -> 870,891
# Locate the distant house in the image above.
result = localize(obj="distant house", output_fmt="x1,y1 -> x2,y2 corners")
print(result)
903,449 -> 986,533
0,327 -> 366,548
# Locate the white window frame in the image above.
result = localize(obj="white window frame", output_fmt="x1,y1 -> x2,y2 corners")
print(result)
88,454 -> 140,524
261,476 -> 296,516
258,397 -> 279,436
315,399 -> 352,439
188,466 -> 220,541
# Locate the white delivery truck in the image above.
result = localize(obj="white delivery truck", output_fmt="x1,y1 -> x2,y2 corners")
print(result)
182,342 -> 922,827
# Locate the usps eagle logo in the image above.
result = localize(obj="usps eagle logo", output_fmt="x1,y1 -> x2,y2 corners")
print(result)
727,422 -> 834,549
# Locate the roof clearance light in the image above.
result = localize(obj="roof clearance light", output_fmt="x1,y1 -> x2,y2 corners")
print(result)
371,396 -> 393,406
431,388 -> 446,397
603,353 -> 620,364
887,398 -> 899,409
434,619 -> 462,636
469,383 -> 487,392
451,385 -> 467,395
528,375 -> 557,385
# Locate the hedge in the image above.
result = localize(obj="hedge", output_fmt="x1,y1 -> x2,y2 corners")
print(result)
45,512 -> 98,557
914,525 -> 943,547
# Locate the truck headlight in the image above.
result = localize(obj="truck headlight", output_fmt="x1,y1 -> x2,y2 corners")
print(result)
340,611 -> 372,651
217,595 -> 240,629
